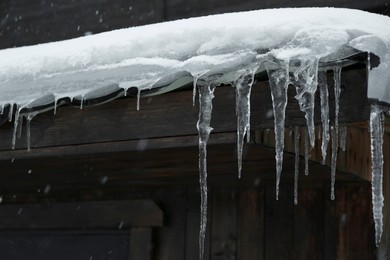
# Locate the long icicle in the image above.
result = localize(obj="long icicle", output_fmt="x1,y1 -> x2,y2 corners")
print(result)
319,71 -> 330,164
294,126 -> 300,205
26,112 -> 38,151
235,68 -> 256,179
331,65 -> 341,200
370,103 -> 385,246
266,60 -> 289,200
11,105 -> 21,150
304,128 -> 310,176
196,77 -> 216,260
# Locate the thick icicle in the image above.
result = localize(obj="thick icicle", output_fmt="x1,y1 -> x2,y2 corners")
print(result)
319,71 -> 330,164
339,125 -> 347,152
294,126 -> 300,205
370,104 -> 385,246
11,106 -> 21,150
266,60 -> 289,200
235,68 -> 256,179
136,88 -> 141,111
304,128 -> 310,176
293,58 -> 319,148
330,66 -> 342,200
26,112 -> 38,151
196,77 -> 216,260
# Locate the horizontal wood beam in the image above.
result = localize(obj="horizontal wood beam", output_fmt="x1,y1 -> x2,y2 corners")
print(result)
0,199 -> 163,229
0,67 -> 369,153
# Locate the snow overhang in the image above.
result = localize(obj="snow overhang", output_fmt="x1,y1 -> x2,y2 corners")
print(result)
0,7 -> 389,121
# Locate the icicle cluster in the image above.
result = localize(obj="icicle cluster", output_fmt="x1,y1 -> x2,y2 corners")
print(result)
235,68 -> 257,179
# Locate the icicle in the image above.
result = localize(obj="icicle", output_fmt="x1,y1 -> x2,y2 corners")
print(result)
304,128 -> 310,176
196,77 -> 216,260
319,71 -> 330,164
330,66 -> 341,200
370,104 -> 385,247
26,112 -> 38,151
136,88 -> 141,111
80,95 -> 85,110
53,96 -> 58,115
8,103 -> 14,122
17,115 -> 23,139
294,126 -> 300,205
266,60 -> 289,200
293,58 -> 319,148
11,106 -> 20,150
193,72 -> 208,106
339,125 -> 347,152
235,68 -> 256,179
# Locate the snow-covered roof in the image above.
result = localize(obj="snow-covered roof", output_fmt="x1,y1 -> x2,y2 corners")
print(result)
1,7 -> 389,252
0,7 -> 390,114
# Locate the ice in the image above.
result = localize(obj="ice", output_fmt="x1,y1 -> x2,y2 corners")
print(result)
294,126 -> 300,205
196,76 -> 216,260
370,104 -> 385,246
318,71 -> 330,164
292,58 -> 319,148
330,66 -> 342,200
339,125 -> 347,152
235,67 -> 257,179
26,112 -> 38,151
266,60 -> 289,200
304,129 -> 310,176
11,106 -> 21,150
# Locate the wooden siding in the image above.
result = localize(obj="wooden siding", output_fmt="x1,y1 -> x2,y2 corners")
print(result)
0,178 -> 374,259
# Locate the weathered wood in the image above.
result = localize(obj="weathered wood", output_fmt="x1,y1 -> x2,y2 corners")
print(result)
211,187 -> 237,260
293,188 -> 324,260
0,200 -> 163,229
129,227 -> 153,260
265,185 -> 294,259
0,132 -> 236,160
154,190 -> 187,260
185,190 -> 203,260
237,187 -> 264,260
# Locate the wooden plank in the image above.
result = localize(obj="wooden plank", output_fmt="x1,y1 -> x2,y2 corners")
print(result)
0,200 -> 163,229
237,187 -> 264,260
293,187 -> 324,260
323,185 -> 343,260
346,184 -> 371,259
265,184 -> 294,259
154,190 -> 187,260
0,132 -> 236,160
129,227 -> 153,260
210,187 -> 237,260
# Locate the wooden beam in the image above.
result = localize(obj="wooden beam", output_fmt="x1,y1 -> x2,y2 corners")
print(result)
0,199 -> 163,229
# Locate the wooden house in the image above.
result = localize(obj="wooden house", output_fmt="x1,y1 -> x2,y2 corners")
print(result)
0,1 -> 389,259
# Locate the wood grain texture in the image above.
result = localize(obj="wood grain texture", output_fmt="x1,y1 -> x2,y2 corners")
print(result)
0,199 -> 163,229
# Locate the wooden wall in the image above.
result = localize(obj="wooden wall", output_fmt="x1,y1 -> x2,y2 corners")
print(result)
0,176 -> 374,260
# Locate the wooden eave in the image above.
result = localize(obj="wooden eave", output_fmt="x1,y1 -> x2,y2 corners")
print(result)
0,65 -> 371,197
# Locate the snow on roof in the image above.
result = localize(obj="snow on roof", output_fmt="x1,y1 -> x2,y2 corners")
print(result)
0,7 -> 390,110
